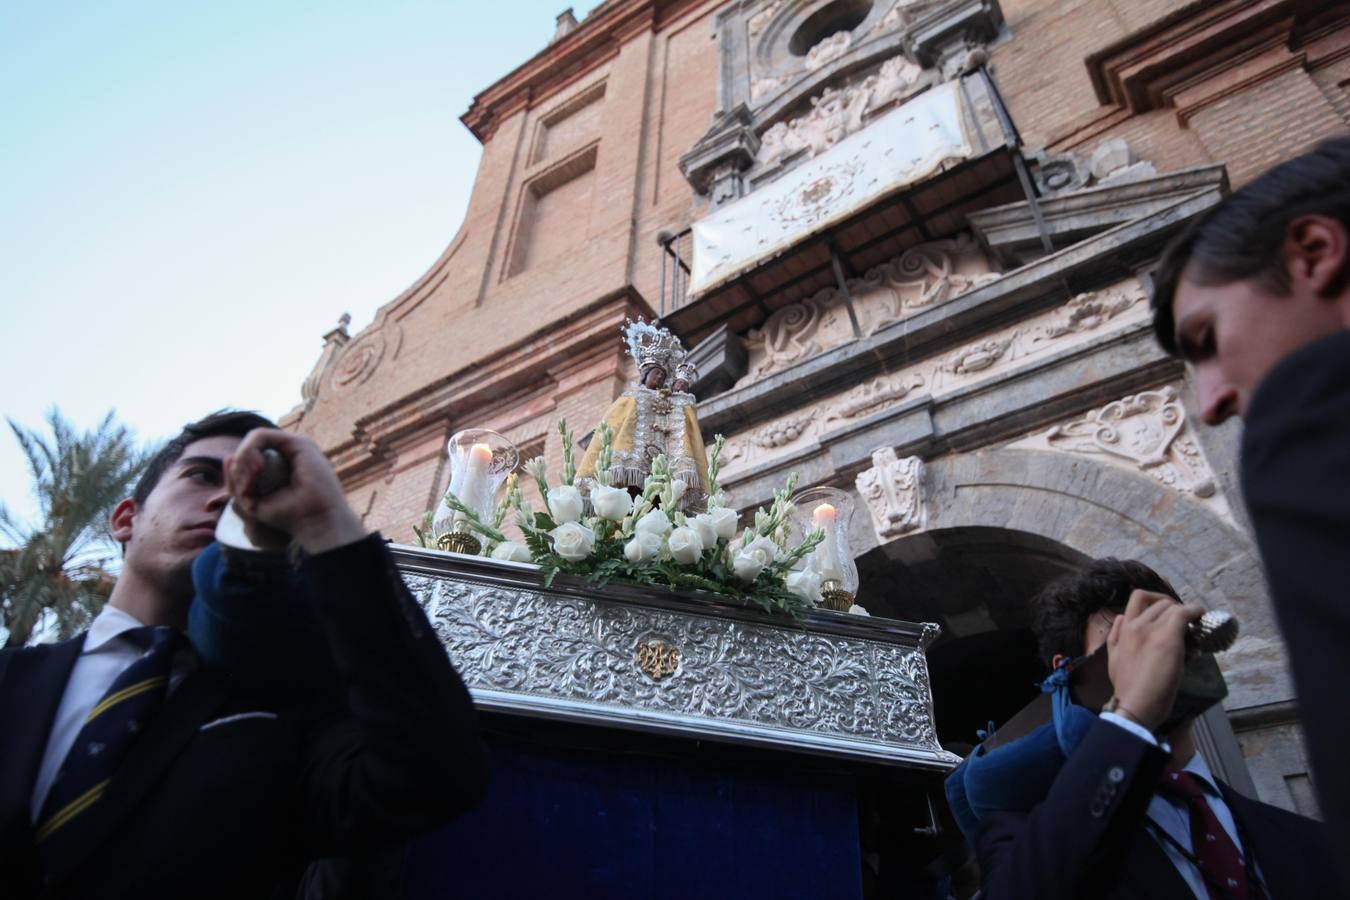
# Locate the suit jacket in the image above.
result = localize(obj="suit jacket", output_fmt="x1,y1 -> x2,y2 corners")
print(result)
0,534 -> 488,900
1241,329 -> 1350,880
976,718 -> 1337,899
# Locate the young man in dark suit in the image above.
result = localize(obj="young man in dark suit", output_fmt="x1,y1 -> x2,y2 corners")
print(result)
0,411 -> 488,899
1151,136 -> 1350,878
976,559 -> 1336,899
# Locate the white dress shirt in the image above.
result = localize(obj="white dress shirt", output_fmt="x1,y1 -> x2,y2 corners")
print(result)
1102,713 -> 1249,900
29,606 -> 194,822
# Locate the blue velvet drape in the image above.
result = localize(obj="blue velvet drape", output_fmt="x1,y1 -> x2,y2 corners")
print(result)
405,738 -> 865,899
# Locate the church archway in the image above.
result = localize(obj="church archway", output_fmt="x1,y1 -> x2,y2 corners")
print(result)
855,526 -> 1088,747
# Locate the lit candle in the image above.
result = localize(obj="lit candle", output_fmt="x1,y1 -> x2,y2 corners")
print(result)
454,443 -> 494,527
812,503 -> 841,582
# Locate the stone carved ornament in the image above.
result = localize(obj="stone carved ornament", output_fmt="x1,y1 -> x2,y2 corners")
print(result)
739,233 -> 1000,384
329,316 -> 404,392
409,574 -> 941,748
758,54 -> 926,167
747,0 -> 785,37
805,30 -> 853,71
719,284 -> 1147,475
856,448 -> 927,540
1043,386 -> 1218,498
298,313 -> 351,412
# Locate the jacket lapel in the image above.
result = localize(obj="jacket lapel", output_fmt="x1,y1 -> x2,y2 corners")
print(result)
42,669 -> 231,883
1116,826 -> 1200,899
0,637 -> 84,834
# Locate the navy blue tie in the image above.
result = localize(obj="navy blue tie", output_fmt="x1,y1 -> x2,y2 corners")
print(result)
36,626 -> 184,862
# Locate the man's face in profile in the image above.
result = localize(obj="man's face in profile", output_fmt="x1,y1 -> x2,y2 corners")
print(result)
1172,274 -> 1343,426
114,435 -> 241,598
1171,215 -> 1350,426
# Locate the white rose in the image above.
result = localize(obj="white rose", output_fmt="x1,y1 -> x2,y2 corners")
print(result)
591,483 -> 634,521
624,530 -> 664,563
689,513 -> 718,548
551,521 -> 595,561
668,479 -> 688,503
785,569 -> 823,604
634,507 -> 673,538
490,541 -> 534,563
547,484 -> 584,524
706,506 -> 738,541
666,526 -> 704,565
731,536 -> 777,583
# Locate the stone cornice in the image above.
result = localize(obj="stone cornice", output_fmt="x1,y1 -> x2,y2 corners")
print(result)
695,182 -> 1225,438
460,0 -> 708,143
1084,0 -> 1330,116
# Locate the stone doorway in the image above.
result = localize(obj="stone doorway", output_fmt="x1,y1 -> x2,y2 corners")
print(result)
855,526 -> 1088,747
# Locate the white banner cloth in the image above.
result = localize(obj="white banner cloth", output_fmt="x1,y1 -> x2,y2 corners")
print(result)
689,82 -> 972,297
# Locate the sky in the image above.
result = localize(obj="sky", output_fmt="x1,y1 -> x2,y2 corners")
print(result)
0,1 -> 602,531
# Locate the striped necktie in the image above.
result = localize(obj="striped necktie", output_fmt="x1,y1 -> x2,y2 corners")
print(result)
35,626 -> 185,864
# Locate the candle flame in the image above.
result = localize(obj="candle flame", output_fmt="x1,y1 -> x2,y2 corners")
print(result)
471,443 -> 493,462
813,503 -> 836,520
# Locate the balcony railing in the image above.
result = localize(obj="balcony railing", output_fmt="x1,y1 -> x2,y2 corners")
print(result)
657,227 -> 693,318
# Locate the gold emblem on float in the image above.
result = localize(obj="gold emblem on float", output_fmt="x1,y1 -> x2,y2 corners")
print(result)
635,638 -> 680,681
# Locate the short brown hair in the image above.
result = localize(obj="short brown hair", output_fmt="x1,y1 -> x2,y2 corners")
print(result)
1152,135 -> 1350,355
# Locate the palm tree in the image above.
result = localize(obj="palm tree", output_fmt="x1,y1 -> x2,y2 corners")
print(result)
0,410 -> 149,648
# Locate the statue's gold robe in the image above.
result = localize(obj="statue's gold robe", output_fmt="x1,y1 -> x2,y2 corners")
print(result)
577,387 -> 709,508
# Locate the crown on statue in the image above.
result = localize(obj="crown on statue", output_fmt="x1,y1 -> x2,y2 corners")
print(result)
623,318 -> 684,373
674,359 -> 698,383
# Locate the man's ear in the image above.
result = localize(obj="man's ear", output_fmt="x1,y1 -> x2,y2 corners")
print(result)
110,498 -> 137,544
1283,214 -> 1350,298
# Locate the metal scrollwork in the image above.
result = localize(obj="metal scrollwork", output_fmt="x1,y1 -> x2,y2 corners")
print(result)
402,566 -> 953,768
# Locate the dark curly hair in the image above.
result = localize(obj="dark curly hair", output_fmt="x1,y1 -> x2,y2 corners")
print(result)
1031,558 -> 1179,666
1151,135 -> 1350,355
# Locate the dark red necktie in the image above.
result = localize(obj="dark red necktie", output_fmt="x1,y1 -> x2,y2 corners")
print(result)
1156,769 -> 1250,900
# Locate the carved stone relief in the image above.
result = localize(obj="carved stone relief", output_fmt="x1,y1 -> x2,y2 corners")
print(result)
298,313 -> 351,412
747,0 -> 785,37
718,282 -> 1149,477
943,336 -> 1012,375
856,448 -> 926,540
737,233 -> 1000,386
826,372 -> 927,422
805,31 -> 853,71
330,317 -> 403,392
1032,138 -> 1158,197
1032,386 -> 1219,499
755,52 -> 927,169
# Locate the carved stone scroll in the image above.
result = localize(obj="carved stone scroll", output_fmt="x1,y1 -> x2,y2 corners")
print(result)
856,449 -> 927,540
737,233 -> 1000,387
1043,386 -> 1218,498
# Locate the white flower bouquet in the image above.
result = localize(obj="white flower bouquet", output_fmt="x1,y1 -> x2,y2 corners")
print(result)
436,419 -> 825,616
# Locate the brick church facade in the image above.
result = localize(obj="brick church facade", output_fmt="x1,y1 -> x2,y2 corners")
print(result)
283,0 -> 1350,811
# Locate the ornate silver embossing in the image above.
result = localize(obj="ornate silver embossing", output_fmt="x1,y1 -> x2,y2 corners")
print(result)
395,549 -> 954,769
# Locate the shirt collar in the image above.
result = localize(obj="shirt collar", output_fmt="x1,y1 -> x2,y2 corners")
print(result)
84,605 -> 149,653
1180,747 -> 1222,796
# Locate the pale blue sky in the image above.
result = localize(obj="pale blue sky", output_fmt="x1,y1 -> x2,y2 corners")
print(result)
0,1 -> 601,528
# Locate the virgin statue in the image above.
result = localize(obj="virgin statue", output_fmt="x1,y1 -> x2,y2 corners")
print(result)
577,319 -> 709,511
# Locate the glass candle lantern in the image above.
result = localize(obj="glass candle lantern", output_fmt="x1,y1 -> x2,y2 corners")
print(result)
790,486 -> 860,612
432,429 -> 519,555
